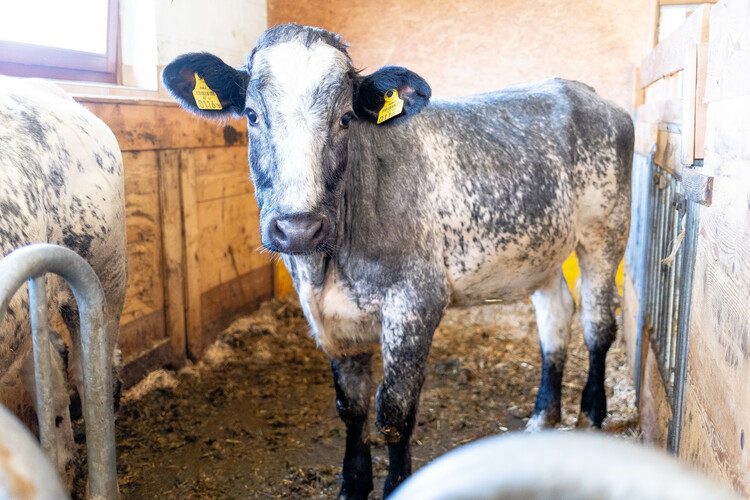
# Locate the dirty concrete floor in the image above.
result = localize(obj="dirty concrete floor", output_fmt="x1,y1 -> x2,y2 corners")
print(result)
85,294 -> 637,499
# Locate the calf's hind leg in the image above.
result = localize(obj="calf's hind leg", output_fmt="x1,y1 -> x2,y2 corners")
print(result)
331,353 -> 374,500
576,243 -> 622,428
526,272 -> 575,431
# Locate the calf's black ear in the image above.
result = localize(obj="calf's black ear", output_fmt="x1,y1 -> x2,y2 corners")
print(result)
353,66 -> 431,125
162,53 -> 249,119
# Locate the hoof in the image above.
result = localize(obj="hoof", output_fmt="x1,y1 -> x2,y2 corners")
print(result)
575,411 -> 600,429
525,410 -> 558,432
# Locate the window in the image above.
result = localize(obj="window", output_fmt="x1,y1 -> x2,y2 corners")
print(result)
0,0 -> 119,83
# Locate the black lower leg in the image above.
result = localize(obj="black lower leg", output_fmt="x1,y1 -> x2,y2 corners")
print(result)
532,350 -> 565,425
581,343 -> 610,427
378,410 -> 416,498
332,354 -> 373,500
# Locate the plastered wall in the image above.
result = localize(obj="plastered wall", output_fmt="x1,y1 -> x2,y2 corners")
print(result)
267,0 -> 650,112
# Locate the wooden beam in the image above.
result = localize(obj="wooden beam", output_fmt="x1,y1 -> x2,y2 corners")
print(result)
179,149 -> 203,360
158,149 -> 188,361
77,100 -> 247,152
647,0 -> 661,49
682,44 -> 699,165
640,4 -> 711,88
681,43 -> 709,165
634,67 -> 646,110
658,0 -> 717,5
635,99 -> 683,125
694,43 -> 708,159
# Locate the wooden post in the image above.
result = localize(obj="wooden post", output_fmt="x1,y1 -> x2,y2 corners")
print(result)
179,149 -> 203,360
158,149 -> 187,361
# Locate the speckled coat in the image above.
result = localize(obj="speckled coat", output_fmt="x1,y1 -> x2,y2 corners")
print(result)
0,75 -> 127,488
163,24 -> 633,500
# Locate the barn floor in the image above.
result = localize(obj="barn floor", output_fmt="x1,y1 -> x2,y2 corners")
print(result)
88,294 -> 637,499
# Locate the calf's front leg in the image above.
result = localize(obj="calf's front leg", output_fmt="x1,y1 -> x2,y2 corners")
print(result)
377,290 -> 446,497
331,353 -> 374,500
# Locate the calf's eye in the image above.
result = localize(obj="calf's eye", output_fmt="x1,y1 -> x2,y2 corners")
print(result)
340,112 -> 353,129
247,109 -> 259,125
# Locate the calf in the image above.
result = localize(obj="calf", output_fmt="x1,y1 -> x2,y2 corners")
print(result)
163,24 -> 633,499
0,75 -> 127,488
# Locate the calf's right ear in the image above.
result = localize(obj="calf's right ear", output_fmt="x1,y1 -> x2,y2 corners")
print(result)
162,53 -> 249,119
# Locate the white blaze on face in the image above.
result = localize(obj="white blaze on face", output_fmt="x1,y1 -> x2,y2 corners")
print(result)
255,40 -> 350,214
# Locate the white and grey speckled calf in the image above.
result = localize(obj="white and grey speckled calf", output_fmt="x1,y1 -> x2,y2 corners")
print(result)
163,24 -> 633,499
0,75 -> 127,489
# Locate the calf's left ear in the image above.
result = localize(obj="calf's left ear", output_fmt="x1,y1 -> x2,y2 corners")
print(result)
353,66 -> 431,125
162,52 -> 249,119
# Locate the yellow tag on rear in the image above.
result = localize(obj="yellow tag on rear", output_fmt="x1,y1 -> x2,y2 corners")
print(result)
192,73 -> 223,110
377,89 -> 404,124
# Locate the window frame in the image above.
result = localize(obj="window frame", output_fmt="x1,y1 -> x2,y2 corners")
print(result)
0,0 -> 119,84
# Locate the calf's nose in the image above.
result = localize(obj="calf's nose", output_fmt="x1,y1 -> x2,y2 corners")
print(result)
269,214 -> 330,254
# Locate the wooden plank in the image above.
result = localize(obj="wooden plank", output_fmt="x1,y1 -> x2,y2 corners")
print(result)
196,193 -> 267,293
694,43 -> 708,159
640,4 -> 711,88
648,0 -> 661,49
200,265 -> 274,341
705,0 -> 750,103
654,129 -> 683,177
634,67 -> 646,110
158,149 -> 187,361
192,146 -> 253,203
634,121 -> 658,158
635,99 -> 683,125
179,149 -> 203,360
704,96 -> 750,160
81,101 -> 247,151
639,341 -> 672,449
681,43 -> 710,165
682,44 -> 699,165
680,155 -> 750,496
119,309 -> 167,362
120,338 -> 182,389
120,151 -> 166,327
659,0 -> 717,5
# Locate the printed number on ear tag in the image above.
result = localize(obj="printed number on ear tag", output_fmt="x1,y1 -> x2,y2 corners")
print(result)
192,73 -> 223,110
377,89 -> 404,124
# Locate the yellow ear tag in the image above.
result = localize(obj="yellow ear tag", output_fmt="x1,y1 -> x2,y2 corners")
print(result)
377,89 -> 404,124
192,73 -> 223,110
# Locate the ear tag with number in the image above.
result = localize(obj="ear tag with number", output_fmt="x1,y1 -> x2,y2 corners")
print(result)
192,73 -> 223,110
377,89 -> 404,124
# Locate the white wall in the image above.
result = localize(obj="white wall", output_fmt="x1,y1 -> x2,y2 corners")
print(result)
154,0 -> 267,67
118,0 -> 266,90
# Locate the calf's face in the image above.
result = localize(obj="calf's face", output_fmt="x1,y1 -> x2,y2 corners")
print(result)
162,25 -> 430,255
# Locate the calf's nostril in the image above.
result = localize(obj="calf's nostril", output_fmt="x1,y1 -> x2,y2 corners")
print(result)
312,220 -> 324,240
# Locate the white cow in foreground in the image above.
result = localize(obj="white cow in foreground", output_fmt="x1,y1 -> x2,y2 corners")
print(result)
0,75 -> 127,488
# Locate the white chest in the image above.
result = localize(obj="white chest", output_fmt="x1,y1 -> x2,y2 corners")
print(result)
297,270 -> 380,358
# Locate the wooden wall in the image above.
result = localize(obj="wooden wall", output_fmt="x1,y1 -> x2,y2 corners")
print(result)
76,97 -> 272,384
267,0 -> 650,112
678,0 -> 750,494
625,0 -> 750,495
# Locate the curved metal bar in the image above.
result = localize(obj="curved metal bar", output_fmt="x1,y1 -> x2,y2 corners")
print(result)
28,275 -> 58,465
0,243 -> 116,499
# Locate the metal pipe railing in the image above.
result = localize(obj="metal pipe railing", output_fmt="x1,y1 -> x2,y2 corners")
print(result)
0,243 -> 117,499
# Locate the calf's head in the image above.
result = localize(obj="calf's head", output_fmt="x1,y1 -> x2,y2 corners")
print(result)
162,24 -> 431,255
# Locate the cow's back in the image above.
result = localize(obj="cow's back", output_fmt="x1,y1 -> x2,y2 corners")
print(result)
347,78 -> 632,304
0,76 -> 127,376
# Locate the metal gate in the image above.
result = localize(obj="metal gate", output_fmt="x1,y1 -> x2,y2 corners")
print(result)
0,243 -> 118,499
628,151 -> 703,454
